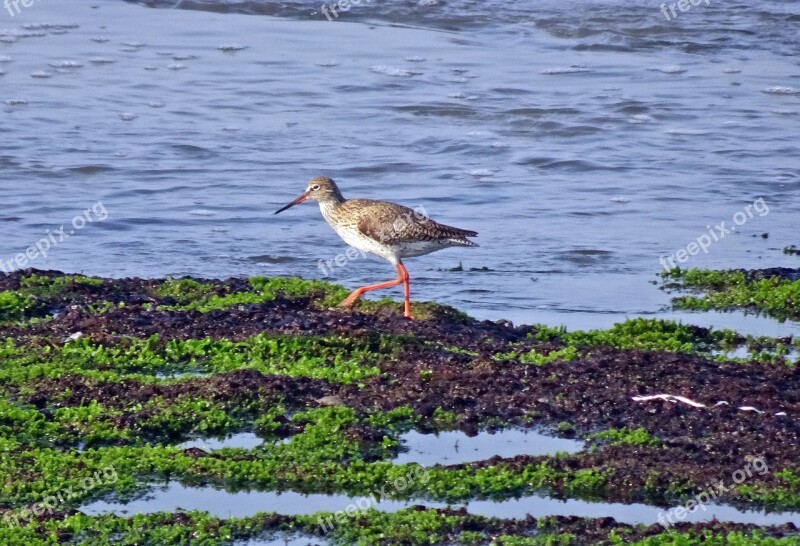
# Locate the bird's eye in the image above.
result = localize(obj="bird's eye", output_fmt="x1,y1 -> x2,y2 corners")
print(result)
311,184 -> 320,191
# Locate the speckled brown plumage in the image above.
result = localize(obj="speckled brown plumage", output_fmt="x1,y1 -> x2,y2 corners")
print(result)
275,176 -> 478,319
347,199 -> 478,247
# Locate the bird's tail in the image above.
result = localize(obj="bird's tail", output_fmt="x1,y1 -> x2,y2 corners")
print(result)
447,238 -> 479,248
436,223 -> 478,247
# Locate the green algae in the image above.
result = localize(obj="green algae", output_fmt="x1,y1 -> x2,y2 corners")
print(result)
525,317 -> 797,365
0,273 -> 103,323
2,447 -> 592,505
2,341 -> 798,514
153,278 -> 218,306
62,332 -> 389,384
155,275 -> 467,320
1,510 -> 797,546
0,330 -> 407,388
19,274 -> 103,297
157,275 -> 356,314
533,318 -> 735,354
588,427 -> 661,448
495,345 -> 579,366
2,271 -> 800,545
663,268 -> 800,323
735,469 -> 800,507
1,404 -> 615,510
157,276 -> 350,312
0,291 -> 35,322
495,536 -> 575,546
1,405 -> 798,541
620,530 -> 799,546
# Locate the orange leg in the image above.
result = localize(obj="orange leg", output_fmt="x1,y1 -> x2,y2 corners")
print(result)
340,263 -> 414,319
398,263 -> 413,319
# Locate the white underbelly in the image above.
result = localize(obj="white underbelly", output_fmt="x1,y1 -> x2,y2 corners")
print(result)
333,225 -> 397,261
334,225 -> 448,260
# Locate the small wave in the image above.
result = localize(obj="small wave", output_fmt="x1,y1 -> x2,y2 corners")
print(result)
573,43 -> 634,53
515,157 -> 613,171
370,65 -> 421,77
218,44 -> 247,53
506,107 -> 580,116
67,165 -> 115,175
664,128 -> 711,136
761,86 -> 799,95
648,64 -> 686,74
556,249 -> 615,266
246,255 -> 300,264
394,104 -> 475,117
171,144 -> 216,158
22,23 -> 79,30
49,60 -> 83,69
541,66 -> 591,75
627,114 -> 654,124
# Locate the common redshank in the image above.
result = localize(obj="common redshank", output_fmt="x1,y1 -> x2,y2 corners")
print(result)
275,176 -> 478,319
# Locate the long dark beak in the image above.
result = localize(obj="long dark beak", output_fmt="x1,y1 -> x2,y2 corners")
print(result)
274,192 -> 309,215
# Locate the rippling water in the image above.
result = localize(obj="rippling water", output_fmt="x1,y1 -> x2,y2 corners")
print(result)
0,0 -> 798,329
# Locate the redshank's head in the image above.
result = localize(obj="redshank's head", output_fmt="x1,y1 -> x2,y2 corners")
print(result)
274,176 -> 344,214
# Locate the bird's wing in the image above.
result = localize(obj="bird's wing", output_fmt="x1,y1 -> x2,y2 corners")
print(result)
353,200 -> 477,245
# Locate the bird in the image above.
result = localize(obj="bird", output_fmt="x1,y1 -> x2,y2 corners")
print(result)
274,176 -> 478,319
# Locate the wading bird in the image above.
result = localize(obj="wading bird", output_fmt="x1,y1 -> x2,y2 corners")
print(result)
275,176 -> 478,319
